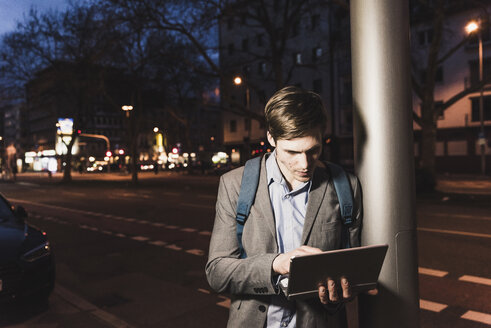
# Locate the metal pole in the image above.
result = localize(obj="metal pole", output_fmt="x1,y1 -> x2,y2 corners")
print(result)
350,0 -> 419,327
479,31 -> 485,175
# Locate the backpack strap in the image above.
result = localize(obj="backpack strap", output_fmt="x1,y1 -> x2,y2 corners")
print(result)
235,156 -> 262,258
326,162 -> 354,249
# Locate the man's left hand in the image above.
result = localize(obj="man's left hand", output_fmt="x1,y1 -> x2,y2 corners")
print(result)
318,277 -> 351,304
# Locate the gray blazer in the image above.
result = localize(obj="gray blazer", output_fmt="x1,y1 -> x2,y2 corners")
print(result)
205,155 -> 362,327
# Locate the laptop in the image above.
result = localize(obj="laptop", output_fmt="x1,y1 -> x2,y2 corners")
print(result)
279,244 -> 388,300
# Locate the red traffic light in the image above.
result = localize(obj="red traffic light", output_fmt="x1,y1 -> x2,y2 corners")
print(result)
172,147 -> 178,154
105,151 -> 112,157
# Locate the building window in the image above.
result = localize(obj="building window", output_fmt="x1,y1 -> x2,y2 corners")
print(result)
312,47 -> 322,63
241,12 -> 247,24
313,79 -> 323,94
258,62 -> 266,74
244,118 -> 251,131
230,120 -> 237,132
294,52 -> 302,65
242,38 -> 249,52
470,95 -> 491,122
434,101 -> 444,120
228,43 -> 235,56
469,57 -> 491,86
227,17 -> 234,30
256,33 -> 264,47
311,15 -> 320,30
292,20 -> 300,37
417,28 -> 433,46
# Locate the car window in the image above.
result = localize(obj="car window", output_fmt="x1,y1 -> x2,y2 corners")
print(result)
0,198 -> 16,222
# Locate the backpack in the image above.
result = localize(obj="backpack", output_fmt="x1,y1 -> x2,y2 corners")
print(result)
235,156 -> 354,259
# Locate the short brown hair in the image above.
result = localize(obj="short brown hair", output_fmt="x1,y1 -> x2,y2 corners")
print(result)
264,86 -> 327,140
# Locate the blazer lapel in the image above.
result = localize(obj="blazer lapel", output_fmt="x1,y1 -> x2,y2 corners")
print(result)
301,165 -> 329,244
255,155 -> 278,248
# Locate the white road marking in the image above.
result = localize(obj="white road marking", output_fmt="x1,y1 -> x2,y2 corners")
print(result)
165,244 -> 183,251
458,275 -> 491,286
17,199 -> 207,237
149,240 -> 167,246
101,230 -> 113,235
419,299 -> 448,312
197,288 -> 210,294
131,236 -> 149,242
418,267 -> 448,277
461,310 -> 491,325
186,249 -> 205,256
217,296 -> 231,309
417,227 -> 491,239
179,202 -> 215,210
199,231 -> 212,236
181,228 -> 197,232
115,233 -> 126,238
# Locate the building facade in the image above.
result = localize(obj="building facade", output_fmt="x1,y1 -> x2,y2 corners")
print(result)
411,3 -> 491,173
219,1 -> 354,165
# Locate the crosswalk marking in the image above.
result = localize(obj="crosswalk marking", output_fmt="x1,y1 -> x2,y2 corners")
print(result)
419,299 -> 448,312
461,310 -> 491,325
418,267 -> 448,277
458,275 -> 491,286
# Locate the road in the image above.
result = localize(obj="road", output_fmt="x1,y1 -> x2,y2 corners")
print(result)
0,172 -> 489,327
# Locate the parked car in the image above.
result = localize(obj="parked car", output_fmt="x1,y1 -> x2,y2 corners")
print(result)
0,194 -> 55,303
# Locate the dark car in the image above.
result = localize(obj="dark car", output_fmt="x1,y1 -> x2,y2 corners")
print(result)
0,194 -> 55,303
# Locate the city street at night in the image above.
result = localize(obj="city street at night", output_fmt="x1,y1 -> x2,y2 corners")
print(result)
0,172 -> 489,327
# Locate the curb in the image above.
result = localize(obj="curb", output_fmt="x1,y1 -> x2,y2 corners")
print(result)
55,285 -> 135,328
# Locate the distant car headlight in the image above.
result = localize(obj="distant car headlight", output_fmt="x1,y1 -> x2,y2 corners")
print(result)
22,242 -> 51,262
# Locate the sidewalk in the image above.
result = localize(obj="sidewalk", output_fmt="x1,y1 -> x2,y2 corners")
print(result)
0,285 -> 134,328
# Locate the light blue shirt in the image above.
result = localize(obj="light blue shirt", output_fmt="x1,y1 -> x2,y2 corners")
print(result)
266,151 -> 311,328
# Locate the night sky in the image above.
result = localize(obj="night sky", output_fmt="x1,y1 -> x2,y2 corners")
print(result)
0,0 -> 68,36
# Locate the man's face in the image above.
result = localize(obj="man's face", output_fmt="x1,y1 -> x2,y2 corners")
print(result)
267,130 -> 323,190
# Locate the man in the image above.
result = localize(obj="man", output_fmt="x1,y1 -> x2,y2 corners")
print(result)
206,86 -> 362,327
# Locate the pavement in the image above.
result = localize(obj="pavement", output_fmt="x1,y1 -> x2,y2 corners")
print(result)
0,285 -> 134,328
0,170 -> 489,327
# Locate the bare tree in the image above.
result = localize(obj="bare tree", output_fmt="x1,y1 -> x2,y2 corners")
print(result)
411,0 -> 490,187
1,3 -> 119,182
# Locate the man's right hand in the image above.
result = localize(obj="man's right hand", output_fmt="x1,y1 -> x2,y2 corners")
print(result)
272,245 -> 323,275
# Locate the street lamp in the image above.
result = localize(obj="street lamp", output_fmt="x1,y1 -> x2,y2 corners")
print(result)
122,105 -> 133,118
466,19 -> 486,175
233,75 -> 252,162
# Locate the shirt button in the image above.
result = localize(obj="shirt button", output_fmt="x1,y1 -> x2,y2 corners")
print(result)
284,195 -> 290,199
282,322 -> 288,327
258,305 -> 266,312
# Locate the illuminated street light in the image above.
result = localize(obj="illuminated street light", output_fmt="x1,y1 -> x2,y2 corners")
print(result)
466,19 -> 486,175
233,75 -> 251,163
121,105 -> 133,118
465,20 -> 479,34
233,76 -> 243,85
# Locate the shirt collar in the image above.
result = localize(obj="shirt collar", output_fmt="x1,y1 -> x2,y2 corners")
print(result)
266,150 -> 311,194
